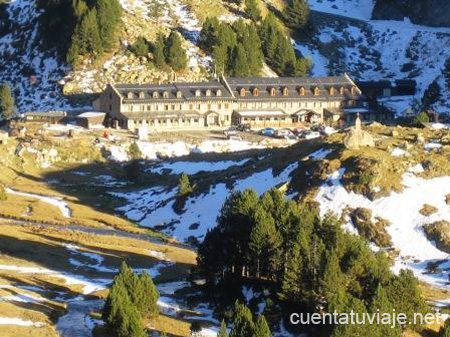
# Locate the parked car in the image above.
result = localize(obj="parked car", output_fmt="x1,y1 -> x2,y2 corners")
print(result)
260,128 -> 275,136
300,130 -> 321,140
321,126 -> 337,135
228,135 -> 243,141
275,129 -> 295,139
237,123 -> 251,132
224,127 -> 238,136
292,127 -> 306,135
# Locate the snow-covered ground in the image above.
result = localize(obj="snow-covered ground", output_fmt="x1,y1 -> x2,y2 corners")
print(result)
316,169 -> 450,288
113,162 -> 299,242
149,158 -> 250,175
309,0 -> 375,20
5,188 -> 72,218
108,139 -> 291,162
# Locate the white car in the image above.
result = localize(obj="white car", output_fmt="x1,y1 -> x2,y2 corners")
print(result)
302,131 -> 321,140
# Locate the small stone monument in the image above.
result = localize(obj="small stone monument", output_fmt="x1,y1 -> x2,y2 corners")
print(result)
343,114 -> 375,149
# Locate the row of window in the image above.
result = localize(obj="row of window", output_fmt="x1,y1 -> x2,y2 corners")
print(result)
122,100 -> 359,113
124,89 -> 223,100
238,86 -> 359,97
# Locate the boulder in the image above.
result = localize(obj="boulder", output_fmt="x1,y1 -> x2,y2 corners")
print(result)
343,128 -> 375,149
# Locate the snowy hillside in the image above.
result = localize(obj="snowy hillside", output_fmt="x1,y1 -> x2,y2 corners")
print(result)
298,0 -> 450,114
0,0 -> 74,111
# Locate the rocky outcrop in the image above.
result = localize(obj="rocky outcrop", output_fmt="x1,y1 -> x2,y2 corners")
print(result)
343,128 -> 375,149
372,0 -> 450,28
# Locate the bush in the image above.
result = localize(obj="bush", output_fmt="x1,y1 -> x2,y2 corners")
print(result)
128,142 -> 142,160
413,111 -> 430,126
178,173 -> 193,196
130,36 -> 150,57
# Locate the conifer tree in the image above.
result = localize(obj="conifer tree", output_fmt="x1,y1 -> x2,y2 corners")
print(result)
249,207 -> 281,278
253,315 -> 272,337
213,45 -> 228,74
229,301 -> 255,337
136,271 -> 159,318
69,8 -> 102,63
369,284 -> 400,337
444,57 -> 450,89
165,31 -> 187,71
130,36 -> 150,58
321,250 -> 347,312
422,80 -> 441,109
0,83 -> 15,119
95,0 -> 122,50
178,173 -> 193,196
229,43 -> 249,77
242,24 -> 263,76
283,0 -> 309,29
244,0 -> 261,22
153,33 -> 166,67
218,320 -> 228,337
199,17 -> 220,52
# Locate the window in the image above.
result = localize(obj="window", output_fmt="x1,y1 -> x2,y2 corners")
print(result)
218,104 -> 222,109
171,104 -> 175,110
216,89 -> 222,96
206,89 -> 211,96
240,88 -> 246,97
225,103 -> 229,109
147,105 -> 151,111
208,104 -> 211,110
189,104 -> 193,110
340,87 -> 345,95
153,91 -> 159,99
282,87 -> 289,96
128,92 -> 134,99
270,88 -> 276,96
130,105 -> 134,112
177,91 -> 182,98
197,104 -> 201,109
139,91 -> 145,99
253,88 -> 259,96
164,105 -> 169,111
314,87 -> 320,96
195,89 -> 201,97
329,87 -> 335,95
351,86 -> 358,95
163,91 -> 169,98
299,87 -> 306,96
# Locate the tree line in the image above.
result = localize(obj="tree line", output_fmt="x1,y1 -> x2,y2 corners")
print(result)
198,14 -> 310,77
37,0 -> 122,66
130,31 -> 188,72
197,188 -> 429,336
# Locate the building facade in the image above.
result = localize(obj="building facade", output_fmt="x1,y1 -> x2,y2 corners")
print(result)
94,74 -> 366,131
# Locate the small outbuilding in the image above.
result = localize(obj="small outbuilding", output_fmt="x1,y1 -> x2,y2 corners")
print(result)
23,111 -> 67,124
76,112 -> 106,129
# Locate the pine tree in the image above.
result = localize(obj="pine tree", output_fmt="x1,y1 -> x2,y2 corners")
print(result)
413,111 -> 430,125
369,284 -> 401,337
444,57 -> 450,89
153,33 -> 166,68
136,272 -> 159,318
249,207 -> 281,279
199,17 -> 220,52
228,43 -> 249,77
283,0 -> 309,29
244,0 -> 261,22
69,8 -> 102,64
213,45 -> 228,74
242,24 -> 263,76
0,83 -> 15,120
321,250 -> 347,312
218,320 -> 228,337
165,31 -> 187,71
229,301 -> 255,337
253,315 -> 272,337
130,36 -> 150,57
178,173 -> 193,196
422,80 -> 441,110
95,0 -> 122,50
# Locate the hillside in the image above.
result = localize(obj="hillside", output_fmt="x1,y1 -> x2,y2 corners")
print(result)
1,0 -> 450,116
